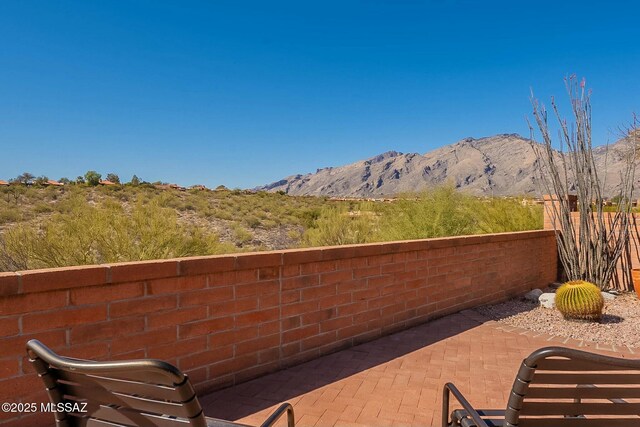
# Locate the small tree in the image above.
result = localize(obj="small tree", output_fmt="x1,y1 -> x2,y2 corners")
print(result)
529,76 -> 636,290
59,177 -> 71,185
130,175 -> 140,186
106,173 -> 120,184
15,172 -> 34,185
75,176 -> 85,185
34,176 -> 49,186
84,170 -> 101,186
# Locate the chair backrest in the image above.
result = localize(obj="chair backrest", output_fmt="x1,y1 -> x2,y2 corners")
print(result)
504,346 -> 640,427
26,339 -> 208,427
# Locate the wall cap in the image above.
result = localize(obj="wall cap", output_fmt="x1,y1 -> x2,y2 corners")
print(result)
0,230 -> 555,295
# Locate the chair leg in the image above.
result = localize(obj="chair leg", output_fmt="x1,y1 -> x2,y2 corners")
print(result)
442,386 -> 460,426
442,386 -> 450,427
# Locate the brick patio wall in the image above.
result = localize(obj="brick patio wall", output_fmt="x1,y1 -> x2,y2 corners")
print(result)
0,230 -> 557,426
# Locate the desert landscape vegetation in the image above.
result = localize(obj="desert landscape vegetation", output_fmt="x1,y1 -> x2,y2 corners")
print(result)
5,125 -> 638,273
0,176 -> 542,272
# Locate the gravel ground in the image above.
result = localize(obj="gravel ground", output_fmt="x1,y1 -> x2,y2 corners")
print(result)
475,289 -> 640,349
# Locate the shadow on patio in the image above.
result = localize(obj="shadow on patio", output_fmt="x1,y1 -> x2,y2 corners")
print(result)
201,308 -> 632,427
201,311 -> 498,426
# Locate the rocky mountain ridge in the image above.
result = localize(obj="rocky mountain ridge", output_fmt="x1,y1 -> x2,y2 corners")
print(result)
258,133 -> 637,197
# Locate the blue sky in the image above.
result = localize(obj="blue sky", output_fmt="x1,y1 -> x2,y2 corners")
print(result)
1,1 -> 639,188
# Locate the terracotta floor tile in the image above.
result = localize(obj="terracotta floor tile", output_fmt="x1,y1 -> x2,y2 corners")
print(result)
201,311 -> 632,426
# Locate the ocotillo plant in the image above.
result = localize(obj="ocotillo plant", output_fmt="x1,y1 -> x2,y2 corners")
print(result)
528,76 -> 637,291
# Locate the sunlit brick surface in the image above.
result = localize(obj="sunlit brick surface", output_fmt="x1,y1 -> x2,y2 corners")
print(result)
201,311 -> 632,427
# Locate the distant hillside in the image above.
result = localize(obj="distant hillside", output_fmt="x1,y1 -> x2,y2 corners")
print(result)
258,133 -> 637,197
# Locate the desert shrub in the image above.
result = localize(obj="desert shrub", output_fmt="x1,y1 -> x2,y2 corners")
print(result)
33,203 -> 53,214
155,192 -> 184,209
114,190 -> 130,202
300,208 -> 322,228
0,210 -> 21,225
287,229 -> 302,241
470,198 -> 542,233
255,209 -> 270,220
261,219 -> 278,229
27,189 -> 47,201
99,185 -> 123,194
1,185 -> 25,204
371,187 -> 542,242
197,206 -> 215,218
375,186 -> 477,241
303,206 -> 374,246
232,225 -> 253,246
213,208 -> 234,221
0,198 -> 232,271
243,215 -> 261,228
44,186 -> 62,199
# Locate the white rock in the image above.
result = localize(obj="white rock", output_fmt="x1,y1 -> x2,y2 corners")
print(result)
524,289 -> 543,302
539,293 -> 556,309
601,292 -> 616,301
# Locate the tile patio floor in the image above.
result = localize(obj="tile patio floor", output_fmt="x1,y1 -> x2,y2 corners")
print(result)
200,310 -> 635,427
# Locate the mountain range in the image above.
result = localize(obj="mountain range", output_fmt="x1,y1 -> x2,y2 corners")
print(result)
258,133 -> 637,198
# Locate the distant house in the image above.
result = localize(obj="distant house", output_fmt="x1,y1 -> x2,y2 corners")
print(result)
0,180 -> 9,186
98,180 -> 117,186
154,183 -> 186,191
44,180 -> 64,186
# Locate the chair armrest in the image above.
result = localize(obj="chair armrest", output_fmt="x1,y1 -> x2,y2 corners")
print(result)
260,403 -> 295,427
442,383 -> 490,427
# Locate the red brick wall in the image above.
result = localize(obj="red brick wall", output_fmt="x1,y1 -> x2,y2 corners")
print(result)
0,231 -> 557,426
542,197 -> 639,289
567,211 -> 640,290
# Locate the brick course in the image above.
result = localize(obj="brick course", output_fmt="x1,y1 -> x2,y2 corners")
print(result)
0,230 -> 557,426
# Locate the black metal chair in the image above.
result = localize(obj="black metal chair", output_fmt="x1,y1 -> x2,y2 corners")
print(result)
442,346 -> 640,427
27,340 -> 294,427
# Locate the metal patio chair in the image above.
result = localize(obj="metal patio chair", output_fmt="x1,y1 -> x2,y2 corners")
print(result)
442,346 -> 640,427
27,340 -> 294,427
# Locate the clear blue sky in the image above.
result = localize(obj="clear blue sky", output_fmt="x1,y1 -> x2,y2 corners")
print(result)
1,1 -> 639,188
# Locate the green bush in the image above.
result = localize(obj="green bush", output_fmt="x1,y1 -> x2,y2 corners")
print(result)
232,225 -> 253,246
294,186 -> 543,247
375,186 -> 477,241
0,197 -> 233,271
303,206 -> 374,246
470,198 -> 542,233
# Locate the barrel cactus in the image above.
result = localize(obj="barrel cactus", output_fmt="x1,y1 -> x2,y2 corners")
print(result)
555,280 -> 604,321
